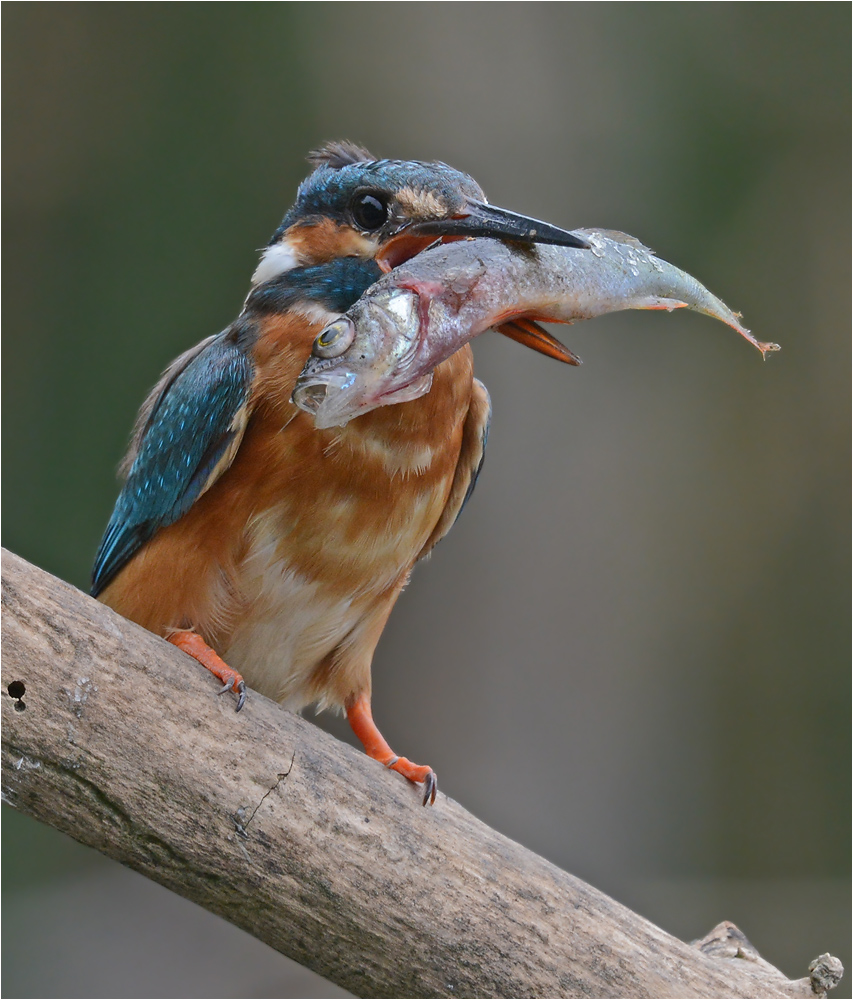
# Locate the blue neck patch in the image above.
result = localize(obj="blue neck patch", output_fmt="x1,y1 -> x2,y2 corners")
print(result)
245,257 -> 383,315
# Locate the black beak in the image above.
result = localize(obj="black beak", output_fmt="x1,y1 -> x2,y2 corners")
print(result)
407,198 -> 590,249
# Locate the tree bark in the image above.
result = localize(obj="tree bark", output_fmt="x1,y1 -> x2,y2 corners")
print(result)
1,549 -> 843,999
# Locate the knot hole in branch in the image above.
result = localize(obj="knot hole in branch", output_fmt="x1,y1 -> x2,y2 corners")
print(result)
7,680 -> 26,711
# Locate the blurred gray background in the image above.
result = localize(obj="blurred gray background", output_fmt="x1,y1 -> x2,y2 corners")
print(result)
3,4 -> 849,998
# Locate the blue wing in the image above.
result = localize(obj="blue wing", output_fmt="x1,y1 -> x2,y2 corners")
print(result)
91,331 -> 254,596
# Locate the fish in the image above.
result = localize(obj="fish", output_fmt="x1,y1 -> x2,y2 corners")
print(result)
292,230 -> 779,429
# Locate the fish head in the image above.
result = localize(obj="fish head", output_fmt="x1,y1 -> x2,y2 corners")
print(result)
292,286 -> 432,429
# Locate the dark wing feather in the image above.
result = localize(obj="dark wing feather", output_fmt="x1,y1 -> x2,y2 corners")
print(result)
91,333 -> 254,596
118,334 -> 218,479
418,378 -> 491,560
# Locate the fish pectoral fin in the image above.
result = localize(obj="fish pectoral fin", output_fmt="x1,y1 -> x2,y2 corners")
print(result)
495,318 -> 582,366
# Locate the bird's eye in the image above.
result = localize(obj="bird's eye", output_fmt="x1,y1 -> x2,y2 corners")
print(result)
351,192 -> 389,232
313,318 -> 356,359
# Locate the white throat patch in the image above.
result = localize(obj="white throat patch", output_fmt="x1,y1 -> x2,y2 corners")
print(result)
251,241 -> 300,287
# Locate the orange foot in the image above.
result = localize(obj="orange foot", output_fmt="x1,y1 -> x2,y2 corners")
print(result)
346,693 -> 437,806
168,630 -> 246,712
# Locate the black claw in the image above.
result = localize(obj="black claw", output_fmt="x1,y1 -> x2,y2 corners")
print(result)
422,770 -> 437,806
218,676 -> 247,712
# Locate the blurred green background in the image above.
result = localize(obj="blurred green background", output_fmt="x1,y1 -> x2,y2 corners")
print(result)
3,4 -> 849,997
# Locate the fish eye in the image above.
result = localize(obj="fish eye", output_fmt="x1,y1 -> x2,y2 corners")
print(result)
313,318 -> 355,359
350,191 -> 389,232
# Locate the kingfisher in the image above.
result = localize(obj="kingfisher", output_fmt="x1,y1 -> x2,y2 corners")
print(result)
92,141 -> 588,805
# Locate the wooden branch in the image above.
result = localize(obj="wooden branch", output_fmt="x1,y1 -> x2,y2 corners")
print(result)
1,548 -> 842,1000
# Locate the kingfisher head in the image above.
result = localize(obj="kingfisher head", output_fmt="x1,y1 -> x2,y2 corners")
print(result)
251,141 -> 588,287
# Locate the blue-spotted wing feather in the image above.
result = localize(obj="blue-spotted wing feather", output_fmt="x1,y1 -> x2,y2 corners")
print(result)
91,332 -> 254,596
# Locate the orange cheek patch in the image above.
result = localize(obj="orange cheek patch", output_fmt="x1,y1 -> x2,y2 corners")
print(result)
287,218 -> 376,264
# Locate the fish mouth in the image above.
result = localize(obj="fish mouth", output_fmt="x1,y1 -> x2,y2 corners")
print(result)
290,381 -> 329,416
292,370 -> 434,429
292,368 -> 359,428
